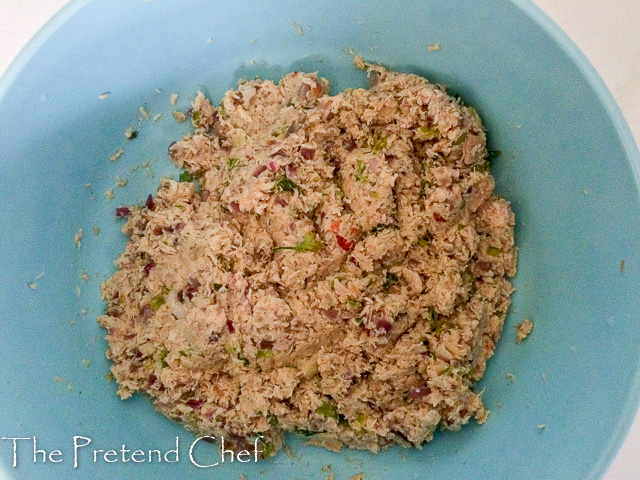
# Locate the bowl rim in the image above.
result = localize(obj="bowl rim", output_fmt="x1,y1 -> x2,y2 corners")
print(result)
510,2 -> 640,479
0,1 -> 638,479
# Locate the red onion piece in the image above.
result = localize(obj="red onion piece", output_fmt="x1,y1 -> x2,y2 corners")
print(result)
145,194 -> 155,210
187,399 -> 205,409
143,261 -> 155,277
300,148 -> 315,160
324,309 -> 339,320
477,261 -> 493,272
336,235 -> 355,251
375,317 -> 393,334
253,165 -> 268,177
115,206 -> 131,217
409,387 -> 430,399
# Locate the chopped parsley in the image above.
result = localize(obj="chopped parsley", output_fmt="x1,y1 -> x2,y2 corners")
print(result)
418,180 -> 430,198
417,233 -> 433,247
355,159 -> 368,183
370,224 -> 388,234
179,170 -> 194,182
267,413 -> 279,426
453,131 -> 468,146
150,288 -> 169,311
419,126 -> 439,140
256,349 -> 273,359
347,298 -> 363,309
258,438 -> 274,458
224,345 -> 250,366
227,157 -> 239,170
191,110 -> 201,126
272,175 -> 304,194
487,246 -> 502,256
428,308 -> 447,336
440,365 -> 473,377
382,272 -> 399,293
315,401 -> 339,420
371,135 -> 387,152
159,348 -> 169,368
275,232 -> 322,253
212,283 -> 223,292
472,161 -> 491,172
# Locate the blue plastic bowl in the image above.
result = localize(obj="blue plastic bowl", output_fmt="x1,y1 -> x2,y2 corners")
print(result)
1,1 -> 639,479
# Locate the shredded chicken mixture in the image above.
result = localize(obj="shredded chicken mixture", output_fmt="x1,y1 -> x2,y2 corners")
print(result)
99,57 -> 517,457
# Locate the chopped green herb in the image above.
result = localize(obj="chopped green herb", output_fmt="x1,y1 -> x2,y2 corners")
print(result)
371,135 -> 387,152
419,126 -> 439,140
270,124 -> 290,138
216,254 -> 231,272
456,223 -> 465,231
267,413 -> 279,426
294,428 -> 318,437
370,224 -> 387,234
179,170 -> 194,182
418,232 -> 433,247
338,414 -> 349,426
355,159 -> 368,183
237,353 -> 250,366
428,308 -> 446,336
218,103 -> 226,117
440,365 -> 472,377
382,272 -> 399,292
315,401 -> 339,420
258,438 -> 274,458
212,283 -> 223,292
150,294 -> 166,311
355,412 -> 366,425
418,180 -> 430,198
275,232 -> 322,253
224,345 -> 249,366
256,349 -> 273,359
227,157 -> 239,170
453,131 -> 468,146
347,298 -> 363,309
159,348 -> 169,368
370,190 -> 379,198
178,350 -> 189,357
472,161 -> 491,172
191,110 -> 201,126
487,246 -> 502,256
272,175 -> 304,194
161,285 -> 170,295
352,316 -> 363,326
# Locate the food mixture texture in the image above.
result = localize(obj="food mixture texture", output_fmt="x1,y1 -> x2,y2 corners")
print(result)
99,57 -> 517,456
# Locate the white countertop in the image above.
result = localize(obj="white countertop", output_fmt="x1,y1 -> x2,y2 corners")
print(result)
1,1 -> 638,478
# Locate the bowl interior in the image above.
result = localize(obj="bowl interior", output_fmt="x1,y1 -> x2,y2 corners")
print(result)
1,1 -> 639,479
